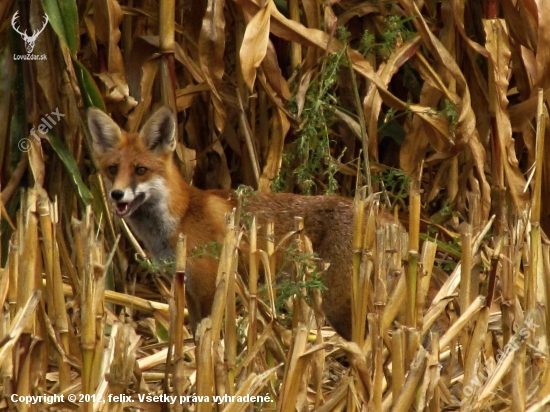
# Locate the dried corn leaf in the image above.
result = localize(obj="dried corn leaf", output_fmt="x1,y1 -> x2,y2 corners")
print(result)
95,72 -> 137,113
258,106 -> 289,191
92,0 -> 125,73
199,0 -> 227,132
485,19 -> 529,211
240,1 -> 272,91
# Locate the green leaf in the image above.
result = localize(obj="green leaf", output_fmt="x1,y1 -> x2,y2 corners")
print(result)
378,117 -> 405,144
41,0 -> 104,110
156,320 -> 169,342
8,48 -> 26,170
45,130 -> 93,208
73,58 -> 105,110
41,0 -> 79,57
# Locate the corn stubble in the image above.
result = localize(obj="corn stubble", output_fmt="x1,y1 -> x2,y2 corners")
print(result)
0,181 -> 547,410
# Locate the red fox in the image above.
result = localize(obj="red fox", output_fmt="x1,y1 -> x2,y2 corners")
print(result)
88,106 -> 403,340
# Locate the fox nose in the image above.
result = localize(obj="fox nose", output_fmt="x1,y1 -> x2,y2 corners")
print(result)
111,190 -> 124,201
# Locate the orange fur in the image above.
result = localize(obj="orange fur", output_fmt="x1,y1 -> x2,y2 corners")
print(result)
88,106 -> 404,339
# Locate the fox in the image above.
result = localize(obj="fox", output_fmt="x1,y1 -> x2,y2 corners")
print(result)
87,106 -> 404,340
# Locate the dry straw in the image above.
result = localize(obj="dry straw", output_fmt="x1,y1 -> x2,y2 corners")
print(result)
2,0 -> 550,410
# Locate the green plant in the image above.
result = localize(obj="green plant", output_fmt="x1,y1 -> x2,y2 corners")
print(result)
272,28 -> 351,195
440,99 -> 459,133
138,256 -> 175,274
436,258 -> 458,272
425,99 -> 459,133
419,233 -> 461,271
272,243 -> 327,318
189,241 -> 221,260
372,168 -> 411,206
235,185 -> 259,229
358,15 -> 416,58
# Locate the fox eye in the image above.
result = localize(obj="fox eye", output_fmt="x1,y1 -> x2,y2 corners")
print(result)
135,166 -> 148,176
107,165 -> 117,175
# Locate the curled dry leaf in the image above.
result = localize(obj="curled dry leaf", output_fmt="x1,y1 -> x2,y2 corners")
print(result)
534,0 -> 550,89
199,0 -> 227,133
485,19 -> 529,212
176,84 -> 211,111
240,1 -> 272,91
95,72 -> 138,114
364,37 -> 421,158
261,41 -> 291,99
258,106 -> 289,191
93,0 -> 125,73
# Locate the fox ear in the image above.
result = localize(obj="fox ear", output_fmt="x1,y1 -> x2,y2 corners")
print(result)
87,108 -> 122,153
139,106 -> 176,153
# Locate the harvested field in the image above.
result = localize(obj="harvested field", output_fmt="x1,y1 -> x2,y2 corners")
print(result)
1,0 -> 550,410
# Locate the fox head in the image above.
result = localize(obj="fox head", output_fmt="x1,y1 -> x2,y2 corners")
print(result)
87,106 -> 178,218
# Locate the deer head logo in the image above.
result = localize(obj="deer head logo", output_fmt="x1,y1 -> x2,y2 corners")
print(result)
11,11 -> 49,54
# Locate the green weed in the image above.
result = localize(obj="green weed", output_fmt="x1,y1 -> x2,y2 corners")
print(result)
138,256 -> 175,274
189,241 -> 221,260
267,243 -> 328,320
359,15 -> 416,58
372,168 -> 411,206
272,28 -> 350,195
235,185 -> 259,229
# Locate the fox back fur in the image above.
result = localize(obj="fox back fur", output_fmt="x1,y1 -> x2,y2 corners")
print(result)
88,106 -> 402,340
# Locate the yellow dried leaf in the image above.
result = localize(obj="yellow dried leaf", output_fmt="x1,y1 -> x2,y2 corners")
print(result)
95,72 -> 138,114
259,106 -> 289,191
485,19 -> 529,212
240,1 -> 272,90
93,0 -> 125,73
198,0 -> 227,133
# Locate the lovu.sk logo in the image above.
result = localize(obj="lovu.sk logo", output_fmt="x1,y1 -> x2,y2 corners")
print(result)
12,10 -> 48,61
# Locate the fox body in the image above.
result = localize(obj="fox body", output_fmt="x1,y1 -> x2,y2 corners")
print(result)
88,106 -> 401,340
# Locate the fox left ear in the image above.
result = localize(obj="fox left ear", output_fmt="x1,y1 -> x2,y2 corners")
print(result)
87,107 -> 123,154
139,106 -> 177,153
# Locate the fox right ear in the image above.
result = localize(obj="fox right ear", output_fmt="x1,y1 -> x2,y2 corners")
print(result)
87,108 -> 122,153
139,106 -> 177,153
